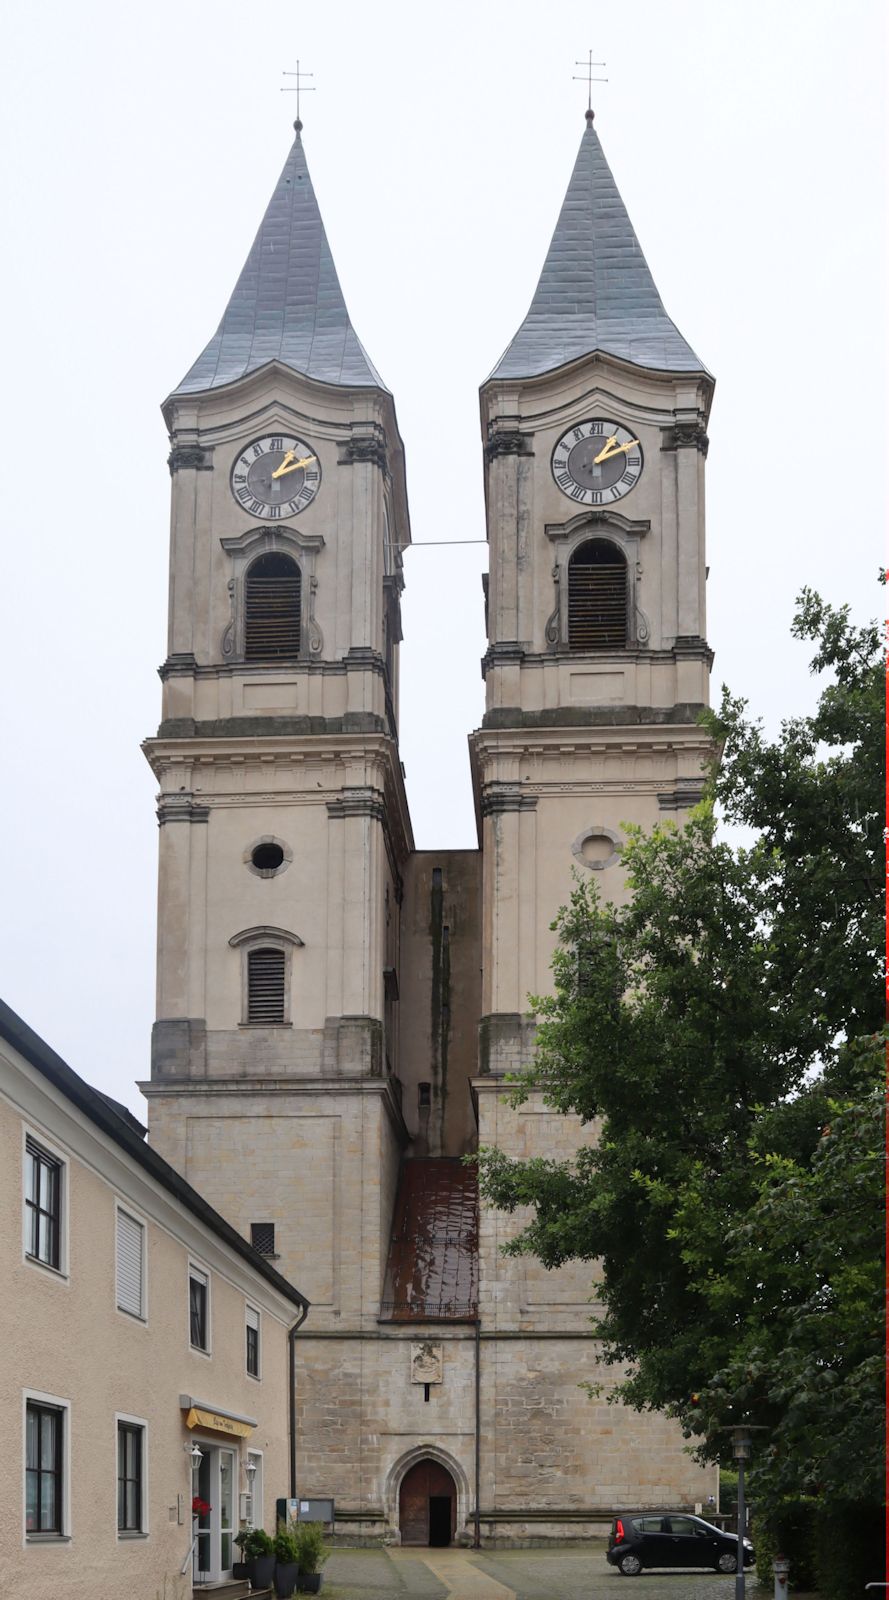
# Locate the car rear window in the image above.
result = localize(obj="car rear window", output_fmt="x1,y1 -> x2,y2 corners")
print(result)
638,1516 -> 667,1532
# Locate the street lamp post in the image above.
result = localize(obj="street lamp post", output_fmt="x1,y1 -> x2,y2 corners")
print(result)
725,1425 -> 767,1600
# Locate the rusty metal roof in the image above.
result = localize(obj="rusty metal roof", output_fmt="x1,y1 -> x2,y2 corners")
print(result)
381,1158 -> 478,1320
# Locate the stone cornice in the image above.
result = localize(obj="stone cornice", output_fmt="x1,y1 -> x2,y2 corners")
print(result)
326,787 -> 386,823
157,795 -> 210,826
544,507 -> 651,542
480,785 -> 538,817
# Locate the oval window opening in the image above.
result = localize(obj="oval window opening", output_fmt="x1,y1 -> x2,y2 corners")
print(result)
252,843 -> 285,872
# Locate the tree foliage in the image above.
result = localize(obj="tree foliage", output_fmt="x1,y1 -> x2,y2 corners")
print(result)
477,591 -> 884,1504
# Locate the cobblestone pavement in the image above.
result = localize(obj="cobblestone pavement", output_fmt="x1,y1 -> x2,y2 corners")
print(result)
321,1545 -> 799,1600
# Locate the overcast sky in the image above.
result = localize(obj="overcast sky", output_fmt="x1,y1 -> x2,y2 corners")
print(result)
1,0 -> 885,1118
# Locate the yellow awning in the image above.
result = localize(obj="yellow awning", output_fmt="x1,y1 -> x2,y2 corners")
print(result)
185,1407 -> 254,1439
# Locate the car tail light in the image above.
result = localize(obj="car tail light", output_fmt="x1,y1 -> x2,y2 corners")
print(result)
615,1519 -> 625,1542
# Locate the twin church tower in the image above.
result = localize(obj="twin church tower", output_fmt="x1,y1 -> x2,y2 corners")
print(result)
142,111 -> 716,1542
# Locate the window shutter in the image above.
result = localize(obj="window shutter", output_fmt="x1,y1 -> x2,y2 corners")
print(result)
248,948 -> 286,1023
245,554 -> 301,660
568,541 -> 628,649
247,1305 -> 260,1333
117,1210 -> 144,1317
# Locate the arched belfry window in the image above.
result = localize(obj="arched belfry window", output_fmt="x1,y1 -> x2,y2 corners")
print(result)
244,552 -> 301,660
567,539 -> 628,650
229,924 -> 304,1027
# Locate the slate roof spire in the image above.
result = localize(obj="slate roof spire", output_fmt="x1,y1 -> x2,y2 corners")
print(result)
174,123 -> 385,396
488,114 -> 707,382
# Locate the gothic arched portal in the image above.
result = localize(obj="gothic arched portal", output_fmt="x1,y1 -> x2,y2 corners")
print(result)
398,1457 -> 458,1546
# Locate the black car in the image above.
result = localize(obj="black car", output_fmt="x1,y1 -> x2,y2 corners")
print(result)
606,1511 -> 755,1576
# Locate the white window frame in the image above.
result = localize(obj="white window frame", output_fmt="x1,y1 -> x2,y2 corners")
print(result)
21,1125 -> 69,1281
187,1258 -> 212,1356
114,1202 -> 148,1324
245,1304 -> 262,1381
115,1413 -> 149,1539
22,1388 -> 71,1546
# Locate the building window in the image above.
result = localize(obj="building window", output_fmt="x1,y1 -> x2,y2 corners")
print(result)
25,1138 -> 61,1270
25,1400 -> 63,1534
117,1422 -> 144,1533
246,1306 -> 260,1378
251,1222 -> 276,1256
567,538 -> 628,649
116,1208 -> 145,1320
418,1082 -> 432,1109
247,948 -> 286,1023
244,552 -> 301,659
189,1265 -> 209,1352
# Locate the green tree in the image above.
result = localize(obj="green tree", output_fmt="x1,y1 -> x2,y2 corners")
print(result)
477,590 -> 884,1507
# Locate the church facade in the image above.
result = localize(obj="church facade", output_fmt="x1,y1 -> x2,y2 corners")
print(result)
142,109 -> 718,1546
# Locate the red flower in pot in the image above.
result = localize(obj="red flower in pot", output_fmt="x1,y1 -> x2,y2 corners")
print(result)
192,1496 -> 212,1517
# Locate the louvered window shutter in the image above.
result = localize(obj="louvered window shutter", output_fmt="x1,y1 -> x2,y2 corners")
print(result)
568,540 -> 628,649
248,948 -> 286,1023
245,553 -> 301,660
246,1305 -> 260,1376
117,1210 -> 144,1317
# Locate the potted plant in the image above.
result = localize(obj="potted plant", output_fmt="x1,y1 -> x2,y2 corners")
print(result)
293,1520 -> 329,1593
232,1529 -> 250,1580
273,1521 -> 301,1598
241,1525 -> 276,1589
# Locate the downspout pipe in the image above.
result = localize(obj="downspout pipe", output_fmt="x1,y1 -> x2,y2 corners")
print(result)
288,1303 -> 310,1499
474,1316 -> 481,1549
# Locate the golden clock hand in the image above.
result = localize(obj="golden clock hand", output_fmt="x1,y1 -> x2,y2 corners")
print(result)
270,449 -> 296,479
593,436 -> 619,464
272,454 -> 316,480
614,438 -> 640,456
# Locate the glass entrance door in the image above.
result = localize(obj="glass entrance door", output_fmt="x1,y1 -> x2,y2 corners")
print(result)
218,1449 -> 235,1578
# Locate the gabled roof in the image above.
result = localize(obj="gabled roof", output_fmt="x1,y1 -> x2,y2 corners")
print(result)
173,124 -> 385,396
0,998 -> 309,1313
488,115 -> 708,383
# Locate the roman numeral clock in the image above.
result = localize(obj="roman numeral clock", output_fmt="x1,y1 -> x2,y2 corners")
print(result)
551,419 -> 643,505
230,434 -> 322,519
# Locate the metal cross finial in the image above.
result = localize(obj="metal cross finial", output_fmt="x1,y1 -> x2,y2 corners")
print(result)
573,50 -> 608,121
281,60 -> 315,130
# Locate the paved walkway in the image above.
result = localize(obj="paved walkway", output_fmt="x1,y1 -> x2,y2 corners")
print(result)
322,1545 -> 799,1600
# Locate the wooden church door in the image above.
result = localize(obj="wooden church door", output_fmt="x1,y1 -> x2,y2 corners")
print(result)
399,1459 -> 457,1545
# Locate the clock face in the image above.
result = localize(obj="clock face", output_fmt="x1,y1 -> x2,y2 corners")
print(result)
230,434 -> 321,519
551,419 -> 643,506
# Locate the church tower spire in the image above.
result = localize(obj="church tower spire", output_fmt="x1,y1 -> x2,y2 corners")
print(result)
174,123 -> 384,395
490,114 -> 706,381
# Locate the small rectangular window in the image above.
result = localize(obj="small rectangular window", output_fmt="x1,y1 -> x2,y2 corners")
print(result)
117,1422 -> 144,1532
246,1306 -> 260,1378
116,1209 -> 145,1319
251,1222 -> 275,1256
26,1400 -> 63,1533
25,1139 -> 62,1270
418,1082 -> 431,1109
189,1266 -> 209,1351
